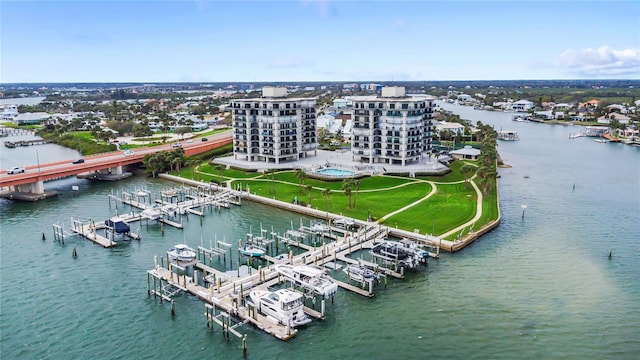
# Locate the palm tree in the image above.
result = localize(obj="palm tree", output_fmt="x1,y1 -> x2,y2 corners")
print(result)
305,185 -> 313,206
322,188 -> 331,210
265,169 -> 276,195
342,179 -> 354,209
353,179 -> 360,208
460,163 -> 476,189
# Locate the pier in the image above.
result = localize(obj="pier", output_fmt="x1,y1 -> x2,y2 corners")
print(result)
146,216 -> 438,346
3,139 -> 51,148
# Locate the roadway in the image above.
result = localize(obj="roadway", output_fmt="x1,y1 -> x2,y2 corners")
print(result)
0,131 -> 232,188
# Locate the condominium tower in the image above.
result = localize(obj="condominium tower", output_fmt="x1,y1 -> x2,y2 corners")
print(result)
231,87 -> 317,164
351,86 -> 433,165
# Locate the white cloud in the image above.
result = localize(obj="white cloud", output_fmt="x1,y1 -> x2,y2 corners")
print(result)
558,46 -> 640,78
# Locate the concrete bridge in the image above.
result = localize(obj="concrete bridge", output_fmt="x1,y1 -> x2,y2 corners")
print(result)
0,131 -> 231,200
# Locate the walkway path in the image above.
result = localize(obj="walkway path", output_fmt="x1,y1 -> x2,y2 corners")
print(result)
379,181 -> 437,221
440,177 -> 483,239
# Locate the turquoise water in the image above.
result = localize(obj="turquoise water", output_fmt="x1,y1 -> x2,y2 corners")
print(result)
315,168 -> 355,177
1,105 -> 639,359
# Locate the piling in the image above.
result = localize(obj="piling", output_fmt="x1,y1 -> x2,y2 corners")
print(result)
242,334 -> 247,357
171,300 -> 176,316
72,247 -> 78,258
42,232 -> 46,240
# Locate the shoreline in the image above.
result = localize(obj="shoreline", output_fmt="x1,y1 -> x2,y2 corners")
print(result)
158,173 -> 500,252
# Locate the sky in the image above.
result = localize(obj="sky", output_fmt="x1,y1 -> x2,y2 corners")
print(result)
1,0 -> 639,83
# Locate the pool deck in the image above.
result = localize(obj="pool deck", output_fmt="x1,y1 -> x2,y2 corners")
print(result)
212,149 -> 450,175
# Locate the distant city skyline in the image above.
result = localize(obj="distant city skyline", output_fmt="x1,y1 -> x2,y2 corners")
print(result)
2,1 -> 639,83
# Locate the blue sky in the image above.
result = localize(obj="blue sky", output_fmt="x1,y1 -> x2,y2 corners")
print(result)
2,1 -> 639,83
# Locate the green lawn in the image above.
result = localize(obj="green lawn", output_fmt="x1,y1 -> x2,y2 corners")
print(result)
233,179 -> 432,221
384,182 -> 476,236
175,160 -> 499,236
256,171 -> 417,191
199,165 -> 260,179
194,128 -> 231,137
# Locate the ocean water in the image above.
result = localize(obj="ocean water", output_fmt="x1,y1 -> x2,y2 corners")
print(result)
1,105 -> 639,359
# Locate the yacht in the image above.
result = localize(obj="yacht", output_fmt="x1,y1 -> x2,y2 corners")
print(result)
275,264 -> 339,297
167,244 -> 197,263
249,288 -> 312,328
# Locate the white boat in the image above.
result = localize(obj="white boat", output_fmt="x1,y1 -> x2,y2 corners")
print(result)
249,289 -> 312,328
343,264 -> 381,283
141,205 -> 163,221
275,264 -> 339,297
239,242 -> 266,257
167,244 -> 197,262
309,221 -> 330,233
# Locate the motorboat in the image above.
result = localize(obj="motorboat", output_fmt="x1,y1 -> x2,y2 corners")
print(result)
370,240 -> 428,268
141,205 -> 163,221
309,221 -> 330,233
167,244 -> 197,262
104,216 -> 130,234
275,264 -> 339,297
249,288 -> 312,328
239,242 -> 266,257
343,263 -> 381,283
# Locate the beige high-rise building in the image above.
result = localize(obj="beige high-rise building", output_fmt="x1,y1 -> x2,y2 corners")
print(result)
231,87 -> 317,164
351,86 -> 434,165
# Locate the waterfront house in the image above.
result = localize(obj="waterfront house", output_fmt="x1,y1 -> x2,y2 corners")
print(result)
450,146 -> 481,160
511,100 -> 535,112
597,114 -> 631,125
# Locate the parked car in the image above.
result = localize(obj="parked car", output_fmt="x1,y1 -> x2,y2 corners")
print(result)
72,158 -> 85,164
7,166 -> 25,174
123,150 -> 135,156
201,138 -> 208,142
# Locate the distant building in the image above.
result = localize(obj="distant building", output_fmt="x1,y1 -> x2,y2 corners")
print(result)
597,114 -> 631,125
511,100 -> 535,112
12,112 -> 50,125
231,87 -> 317,164
450,145 -> 481,161
333,99 -> 351,109
350,86 -> 434,166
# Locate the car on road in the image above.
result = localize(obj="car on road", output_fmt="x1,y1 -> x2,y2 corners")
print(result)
7,166 -> 25,174
72,158 -> 85,164
186,139 -> 194,143
123,150 -> 135,156
201,138 -> 208,142
172,143 -> 183,148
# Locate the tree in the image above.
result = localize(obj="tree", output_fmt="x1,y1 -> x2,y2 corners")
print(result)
353,179 -> 360,208
460,163 -> 476,189
322,188 -> 332,211
305,185 -> 313,206
175,126 -> 192,139
342,179 -> 354,209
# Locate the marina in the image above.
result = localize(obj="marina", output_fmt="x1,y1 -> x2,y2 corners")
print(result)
145,214 -> 433,344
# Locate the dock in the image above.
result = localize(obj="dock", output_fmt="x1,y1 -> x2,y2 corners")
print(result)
3,139 -> 51,148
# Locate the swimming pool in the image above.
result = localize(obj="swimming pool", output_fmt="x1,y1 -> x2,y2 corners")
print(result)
315,168 -> 355,177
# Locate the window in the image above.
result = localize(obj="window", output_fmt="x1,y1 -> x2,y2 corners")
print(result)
390,104 -> 395,109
